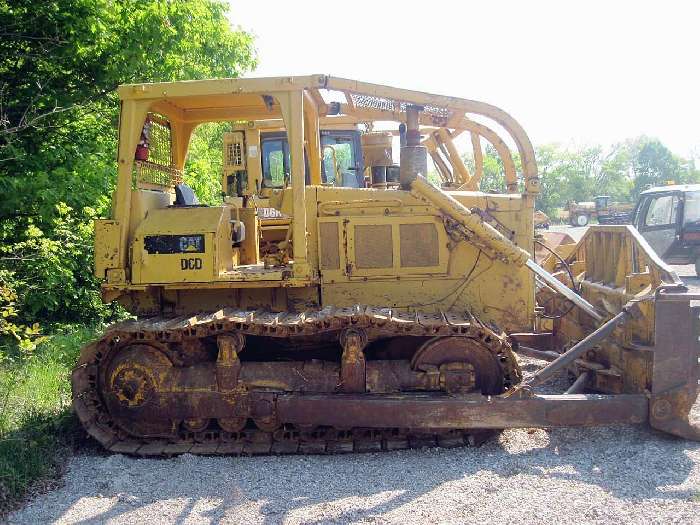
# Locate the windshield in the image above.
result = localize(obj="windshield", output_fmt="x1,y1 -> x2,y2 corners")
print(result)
321,133 -> 361,187
261,137 -> 287,188
684,191 -> 700,225
645,194 -> 679,227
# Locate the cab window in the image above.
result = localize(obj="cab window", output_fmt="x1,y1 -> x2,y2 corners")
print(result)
683,191 -> 700,225
321,133 -> 361,187
644,194 -> 679,227
260,135 -> 315,187
261,138 -> 287,188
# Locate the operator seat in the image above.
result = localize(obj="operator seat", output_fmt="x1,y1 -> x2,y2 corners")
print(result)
174,183 -> 199,206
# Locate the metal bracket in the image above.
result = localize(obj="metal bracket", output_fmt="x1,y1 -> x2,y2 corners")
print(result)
216,333 -> 245,392
648,293 -> 700,440
339,328 -> 368,393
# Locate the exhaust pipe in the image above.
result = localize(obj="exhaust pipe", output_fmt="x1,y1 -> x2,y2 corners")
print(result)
400,105 -> 428,189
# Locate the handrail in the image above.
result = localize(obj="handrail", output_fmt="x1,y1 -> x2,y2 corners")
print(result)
325,76 -> 539,194
318,198 -> 405,216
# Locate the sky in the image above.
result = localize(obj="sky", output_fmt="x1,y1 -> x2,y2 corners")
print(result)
229,1 -> 698,158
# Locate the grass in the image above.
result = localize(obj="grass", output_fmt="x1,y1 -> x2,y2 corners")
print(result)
0,326 -> 99,517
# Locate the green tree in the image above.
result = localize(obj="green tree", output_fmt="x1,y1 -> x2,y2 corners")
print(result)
462,145 -> 510,192
1,0 -> 256,214
455,134 -> 695,219
185,122 -> 230,204
0,0 -> 256,332
596,142 -> 633,201
630,137 -> 681,197
680,157 -> 700,185
535,144 -> 570,216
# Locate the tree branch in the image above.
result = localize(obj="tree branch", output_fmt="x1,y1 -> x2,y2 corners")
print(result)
0,87 -> 116,137
0,32 -> 68,44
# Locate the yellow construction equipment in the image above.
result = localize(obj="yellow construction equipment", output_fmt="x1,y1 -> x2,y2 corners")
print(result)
74,75 -> 699,455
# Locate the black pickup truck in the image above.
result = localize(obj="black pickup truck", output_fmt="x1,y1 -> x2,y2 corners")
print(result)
631,184 -> 700,275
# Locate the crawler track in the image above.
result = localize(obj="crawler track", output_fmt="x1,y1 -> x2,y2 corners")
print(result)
72,305 -> 521,456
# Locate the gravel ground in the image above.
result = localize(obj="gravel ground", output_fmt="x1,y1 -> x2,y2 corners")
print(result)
9,359 -> 700,525
8,229 -> 700,524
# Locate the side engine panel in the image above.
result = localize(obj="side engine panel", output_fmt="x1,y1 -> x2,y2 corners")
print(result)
314,187 -> 536,333
131,207 -> 232,284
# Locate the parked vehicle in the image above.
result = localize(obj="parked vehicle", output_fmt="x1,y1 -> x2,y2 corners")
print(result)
567,195 -> 633,226
631,184 -> 700,275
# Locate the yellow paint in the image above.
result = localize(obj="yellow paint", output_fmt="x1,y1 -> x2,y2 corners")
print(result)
99,74 -> 547,332
131,207 -> 232,284
94,219 -> 121,278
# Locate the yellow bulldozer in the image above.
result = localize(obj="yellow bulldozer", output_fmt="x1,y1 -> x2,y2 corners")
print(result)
73,75 -> 699,455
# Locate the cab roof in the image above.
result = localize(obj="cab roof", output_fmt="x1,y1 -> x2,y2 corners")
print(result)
114,74 -> 540,193
640,184 -> 700,195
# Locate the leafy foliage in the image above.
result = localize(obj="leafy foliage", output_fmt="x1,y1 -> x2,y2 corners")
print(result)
0,203 -> 118,330
0,279 -> 46,358
0,1 -> 255,509
0,1 -> 256,341
0,0 -> 255,139
464,138 -> 699,217
184,122 -> 230,205
631,138 -> 682,197
481,145 -> 509,192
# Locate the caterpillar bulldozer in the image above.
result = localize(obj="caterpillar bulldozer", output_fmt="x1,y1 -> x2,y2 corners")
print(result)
73,75 -> 700,455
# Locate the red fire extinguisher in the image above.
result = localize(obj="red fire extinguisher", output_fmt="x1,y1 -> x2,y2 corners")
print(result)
135,119 -> 151,161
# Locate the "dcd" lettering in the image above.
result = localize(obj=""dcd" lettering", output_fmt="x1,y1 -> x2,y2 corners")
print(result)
180,257 -> 203,270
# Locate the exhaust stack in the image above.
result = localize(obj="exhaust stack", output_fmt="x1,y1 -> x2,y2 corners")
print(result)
399,105 -> 428,189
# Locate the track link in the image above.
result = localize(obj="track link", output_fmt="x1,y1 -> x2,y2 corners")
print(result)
72,305 -> 520,456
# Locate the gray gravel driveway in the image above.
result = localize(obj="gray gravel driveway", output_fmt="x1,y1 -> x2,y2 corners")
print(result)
10,226 -> 700,524
9,359 -> 700,525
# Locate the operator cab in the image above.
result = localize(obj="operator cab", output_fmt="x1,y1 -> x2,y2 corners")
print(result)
260,130 -> 364,189
594,195 -> 610,210
127,114 -> 369,286
217,120 -> 367,269
222,121 -> 366,203
632,184 -> 700,275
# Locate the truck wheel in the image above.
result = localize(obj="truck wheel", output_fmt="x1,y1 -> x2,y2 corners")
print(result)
575,214 -> 589,227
